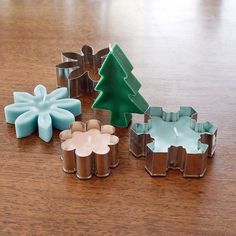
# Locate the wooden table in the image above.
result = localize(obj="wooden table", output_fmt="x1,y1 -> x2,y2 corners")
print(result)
1,0 -> 236,235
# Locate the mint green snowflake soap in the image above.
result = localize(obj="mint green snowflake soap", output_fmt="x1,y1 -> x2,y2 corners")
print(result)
4,84 -> 81,142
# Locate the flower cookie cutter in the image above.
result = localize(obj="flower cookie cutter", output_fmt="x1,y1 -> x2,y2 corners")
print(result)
56,45 -> 109,99
59,119 -> 119,179
129,106 -> 217,178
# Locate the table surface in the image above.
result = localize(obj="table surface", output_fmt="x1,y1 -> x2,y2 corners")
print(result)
0,0 -> 236,235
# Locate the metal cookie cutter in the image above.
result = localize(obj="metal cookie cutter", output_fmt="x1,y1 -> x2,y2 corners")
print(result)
56,45 -> 109,99
129,106 -> 217,178
59,119 -> 119,180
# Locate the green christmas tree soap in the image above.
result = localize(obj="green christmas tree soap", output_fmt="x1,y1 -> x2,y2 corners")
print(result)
92,44 -> 149,127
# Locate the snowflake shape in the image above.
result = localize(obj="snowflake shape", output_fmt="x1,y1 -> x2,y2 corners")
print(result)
4,84 -> 81,142
129,106 -> 217,177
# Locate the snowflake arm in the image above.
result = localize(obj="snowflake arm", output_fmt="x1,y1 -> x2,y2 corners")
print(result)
52,98 -> 81,116
46,87 -> 68,101
13,92 -> 35,103
38,113 -> 53,142
4,103 -> 33,124
15,110 -> 38,138
50,108 -> 76,131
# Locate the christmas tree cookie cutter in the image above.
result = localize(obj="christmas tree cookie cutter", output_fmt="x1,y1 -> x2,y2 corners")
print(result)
59,119 -> 119,179
92,44 -> 149,127
129,106 -> 217,178
56,45 -> 109,99
4,84 -> 81,142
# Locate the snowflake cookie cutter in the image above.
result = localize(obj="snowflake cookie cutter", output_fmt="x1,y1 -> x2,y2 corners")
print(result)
4,84 -> 81,142
56,45 -> 109,99
59,119 -> 119,179
129,106 -> 217,178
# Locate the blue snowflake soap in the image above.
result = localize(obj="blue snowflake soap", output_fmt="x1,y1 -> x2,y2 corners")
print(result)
4,84 -> 81,142
129,106 -> 217,178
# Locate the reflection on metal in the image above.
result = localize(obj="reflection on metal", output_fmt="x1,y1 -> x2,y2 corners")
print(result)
56,45 -> 109,99
129,106 -> 217,178
59,119 -> 119,180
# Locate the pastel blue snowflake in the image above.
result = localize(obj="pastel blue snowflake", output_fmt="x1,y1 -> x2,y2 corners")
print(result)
4,84 -> 81,142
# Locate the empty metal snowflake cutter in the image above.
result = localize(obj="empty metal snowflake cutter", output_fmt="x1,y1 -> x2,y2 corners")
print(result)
59,119 -> 119,179
129,106 -> 217,178
56,45 -> 109,99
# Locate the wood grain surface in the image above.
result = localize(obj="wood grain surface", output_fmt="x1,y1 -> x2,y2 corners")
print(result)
0,0 -> 236,235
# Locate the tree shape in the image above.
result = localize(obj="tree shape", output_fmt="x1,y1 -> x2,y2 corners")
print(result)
92,44 -> 149,127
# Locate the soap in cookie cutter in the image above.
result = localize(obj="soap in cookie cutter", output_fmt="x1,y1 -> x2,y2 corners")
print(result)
129,106 -> 217,178
59,119 -> 119,179
56,45 -> 109,99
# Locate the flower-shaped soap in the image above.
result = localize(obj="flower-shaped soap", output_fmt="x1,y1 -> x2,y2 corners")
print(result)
4,84 -> 81,142
59,119 -> 119,179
